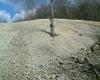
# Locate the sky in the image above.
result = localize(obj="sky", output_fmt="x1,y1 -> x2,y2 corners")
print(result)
0,0 -> 49,22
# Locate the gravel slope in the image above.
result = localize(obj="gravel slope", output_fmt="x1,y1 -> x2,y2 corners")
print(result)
0,19 -> 100,80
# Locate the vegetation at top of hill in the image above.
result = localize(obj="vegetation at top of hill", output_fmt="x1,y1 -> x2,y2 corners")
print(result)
15,0 -> 100,22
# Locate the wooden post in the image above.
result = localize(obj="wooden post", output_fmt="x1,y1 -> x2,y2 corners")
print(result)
50,0 -> 55,37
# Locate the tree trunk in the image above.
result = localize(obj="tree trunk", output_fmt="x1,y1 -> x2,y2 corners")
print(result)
50,0 -> 55,37
50,19 -> 55,37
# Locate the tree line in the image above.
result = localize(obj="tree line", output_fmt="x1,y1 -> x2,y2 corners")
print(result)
14,0 -> 100,22
1,0 -> 100,22
34,0 -> 100,22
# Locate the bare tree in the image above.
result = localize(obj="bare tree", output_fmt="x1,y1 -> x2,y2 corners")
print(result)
49,0 -> 55,37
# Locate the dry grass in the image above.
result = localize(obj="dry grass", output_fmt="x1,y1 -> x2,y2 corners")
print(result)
0,19 -> 100,80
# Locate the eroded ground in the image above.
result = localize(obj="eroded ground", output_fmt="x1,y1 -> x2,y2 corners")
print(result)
0,19 -> 100,80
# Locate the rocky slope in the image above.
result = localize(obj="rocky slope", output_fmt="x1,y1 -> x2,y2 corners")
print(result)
0,19 -> 100,80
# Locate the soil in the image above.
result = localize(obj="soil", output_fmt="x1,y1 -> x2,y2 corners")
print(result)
0,19 -> 100,80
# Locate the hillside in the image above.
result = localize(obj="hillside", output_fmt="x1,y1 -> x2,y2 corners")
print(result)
0,19 -> 100,80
